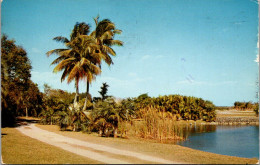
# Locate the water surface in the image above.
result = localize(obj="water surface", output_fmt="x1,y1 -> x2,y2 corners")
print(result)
177,125 -> 259,158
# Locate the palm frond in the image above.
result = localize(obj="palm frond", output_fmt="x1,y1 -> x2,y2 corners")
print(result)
67,63 -> 81,83
46,49 -> 68,57
53,57 -> 76,73
53,36 -> 69,43
102,45 -> 116,56
96,19 -> 115,38
100,31 -> 114,41
101,52 -> 113,66
51,56 -> 67,65
113,29 -> 122,34
61,65 -> 73,82
70,22 -> 91,40
104,39 -> 123,47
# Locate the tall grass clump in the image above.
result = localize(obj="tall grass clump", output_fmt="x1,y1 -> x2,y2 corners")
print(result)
133,106 -> 186,143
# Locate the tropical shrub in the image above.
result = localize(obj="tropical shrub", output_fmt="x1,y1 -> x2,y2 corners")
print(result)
91,98 -> 119,137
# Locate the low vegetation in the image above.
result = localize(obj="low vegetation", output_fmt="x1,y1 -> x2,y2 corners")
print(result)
38,83 -> 217,142
132,106 -> 186,142
234,101 -> 258,111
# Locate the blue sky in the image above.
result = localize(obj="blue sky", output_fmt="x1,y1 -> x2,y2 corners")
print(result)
1,0 -> 259,106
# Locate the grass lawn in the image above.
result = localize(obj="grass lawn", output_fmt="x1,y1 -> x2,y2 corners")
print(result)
36,124 -> 258,164
1,127 -> 102,164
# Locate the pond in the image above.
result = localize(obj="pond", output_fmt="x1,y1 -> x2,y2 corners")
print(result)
177,124 -> 259,159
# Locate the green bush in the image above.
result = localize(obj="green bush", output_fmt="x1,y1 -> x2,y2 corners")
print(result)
130,94 -> 216,122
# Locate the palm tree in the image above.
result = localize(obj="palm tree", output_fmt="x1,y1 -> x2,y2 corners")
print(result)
46,22 -> 98,108
91,16 -> 123,66
82,16 -> 124,111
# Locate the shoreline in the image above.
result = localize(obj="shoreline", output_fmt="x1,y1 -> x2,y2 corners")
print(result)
34,124 -> 258,164
213,116 -> 259,125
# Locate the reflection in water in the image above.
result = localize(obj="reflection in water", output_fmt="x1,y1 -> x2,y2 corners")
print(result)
181,124 -> 217,138
177,125 -> 259,158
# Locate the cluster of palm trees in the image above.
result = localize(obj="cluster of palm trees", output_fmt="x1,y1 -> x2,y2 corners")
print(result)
46,16 -> 123,110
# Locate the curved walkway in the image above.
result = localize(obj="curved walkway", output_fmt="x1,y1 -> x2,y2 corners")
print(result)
17,124 -> 179,164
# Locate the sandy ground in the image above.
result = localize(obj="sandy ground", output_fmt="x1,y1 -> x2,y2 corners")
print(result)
216,110 -> 255,115
16,124 -> 180,164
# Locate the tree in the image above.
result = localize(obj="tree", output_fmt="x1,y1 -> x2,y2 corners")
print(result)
82,16 -> 124,111
22,81 -> 43,117
1,35 -> 33,126
99,82 -> 109,101
91,16 -> 124,66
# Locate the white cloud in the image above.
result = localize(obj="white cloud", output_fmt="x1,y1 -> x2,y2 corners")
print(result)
141,55 -> 151,60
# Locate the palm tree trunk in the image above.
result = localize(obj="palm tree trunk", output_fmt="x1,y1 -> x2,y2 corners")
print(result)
74,81 -> 79,108
83,81 -> 89,111
26,107 -> 28,118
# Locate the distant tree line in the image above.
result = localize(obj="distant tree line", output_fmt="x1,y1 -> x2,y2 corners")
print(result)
233,101 -> 258,110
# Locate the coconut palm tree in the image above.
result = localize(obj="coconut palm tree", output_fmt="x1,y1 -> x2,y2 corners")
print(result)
82,16 -> 124,111
91,16 -> 123,66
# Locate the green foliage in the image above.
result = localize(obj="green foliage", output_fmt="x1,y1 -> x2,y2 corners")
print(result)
1,35 -> 43,127
129,94 -> 216,122
40,85 -> 74,125
91,98 -> 119,137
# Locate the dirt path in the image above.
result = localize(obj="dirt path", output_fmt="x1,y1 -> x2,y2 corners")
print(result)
16,124 -> 179,164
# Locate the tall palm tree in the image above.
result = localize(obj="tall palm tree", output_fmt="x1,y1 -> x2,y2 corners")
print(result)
46,22 -> 98,108
91,16 -> 124,66
82,16 -> 124,111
